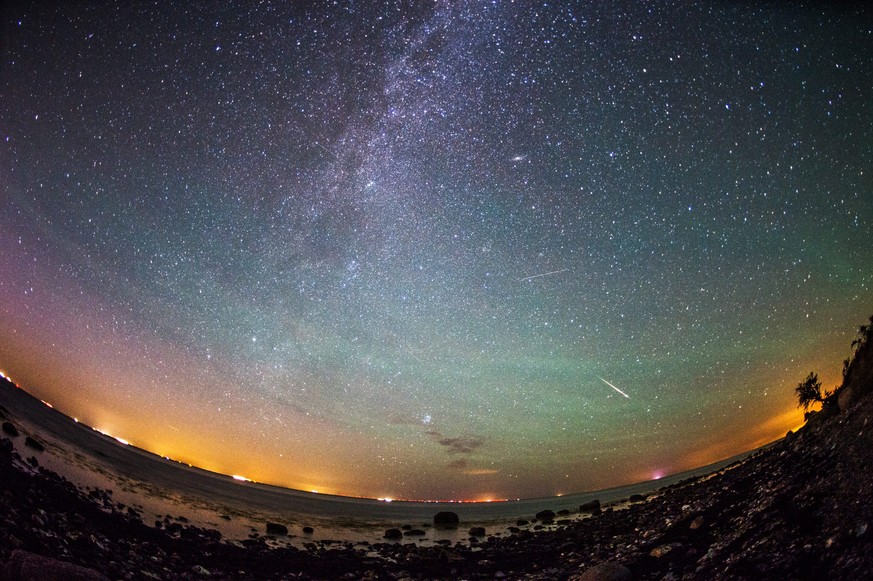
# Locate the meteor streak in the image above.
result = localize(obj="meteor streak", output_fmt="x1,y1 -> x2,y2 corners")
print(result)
595,374 -> 631,399
519,268 -> 569,282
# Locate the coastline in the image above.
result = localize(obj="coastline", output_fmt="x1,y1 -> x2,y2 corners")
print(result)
0,376 -> 754,547
3,370 -> 873,578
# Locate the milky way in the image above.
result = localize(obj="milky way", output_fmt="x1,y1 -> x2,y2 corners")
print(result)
1,2 -> 871,500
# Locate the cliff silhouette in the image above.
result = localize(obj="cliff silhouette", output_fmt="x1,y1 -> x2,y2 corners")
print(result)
837,315 -> 873,413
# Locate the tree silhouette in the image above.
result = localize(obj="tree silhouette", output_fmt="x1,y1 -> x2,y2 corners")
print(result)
795,372 -> 829,411
850,315 -> 873,354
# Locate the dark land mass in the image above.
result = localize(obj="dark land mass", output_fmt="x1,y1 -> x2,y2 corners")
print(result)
1,320 -> 872,580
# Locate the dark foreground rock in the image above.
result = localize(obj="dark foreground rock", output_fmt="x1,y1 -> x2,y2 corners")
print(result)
23,436 -> 44,452
265,522 -> 288,536
3,549 -> 110,581
572,562 -> 633,581
580,499 -> 601,513
433,511 -> 459,527
383,528 -> 403,540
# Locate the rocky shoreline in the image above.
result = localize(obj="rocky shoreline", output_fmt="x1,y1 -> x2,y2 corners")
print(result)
1,383 -> 872,580
3,320 -> 873,580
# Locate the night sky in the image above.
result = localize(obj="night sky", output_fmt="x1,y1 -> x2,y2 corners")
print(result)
1,2 -> 871,501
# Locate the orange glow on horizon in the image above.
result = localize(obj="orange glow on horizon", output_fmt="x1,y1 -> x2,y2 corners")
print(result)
682,406 -> 807,471
0,362 -> 826,502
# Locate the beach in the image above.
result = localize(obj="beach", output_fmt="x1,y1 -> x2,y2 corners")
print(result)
3,370 -> 873,579
0,377 -> 750,548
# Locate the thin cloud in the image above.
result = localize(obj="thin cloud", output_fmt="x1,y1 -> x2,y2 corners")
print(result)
447,458 -> 499,475
426,430 -> 485,455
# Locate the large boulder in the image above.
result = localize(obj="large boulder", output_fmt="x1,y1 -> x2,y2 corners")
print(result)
265,522 -> 288,535
838,385 -> 855,412
383,528 -> 403,540
2,421 -> 19,437
433,511 -> 459,527
24,436 -> 44,452
535,509 -> 555,521
3,549 -> 110,581
580,499 -> 601,513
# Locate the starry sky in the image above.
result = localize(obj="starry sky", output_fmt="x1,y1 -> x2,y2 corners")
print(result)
1,1 -> 871,501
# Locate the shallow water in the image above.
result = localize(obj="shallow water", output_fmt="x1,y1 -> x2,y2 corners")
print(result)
1,380 -> 755,547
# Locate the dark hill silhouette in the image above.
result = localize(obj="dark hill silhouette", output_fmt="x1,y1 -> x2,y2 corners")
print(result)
838,315 -> 873,412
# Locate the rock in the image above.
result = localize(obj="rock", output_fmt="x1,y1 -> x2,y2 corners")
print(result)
404,529 -> 426,536
24,436 -> 45,452
24,436 -> 44,452
557,509 -> 570,516
384,528 -> 403,540
191,564 -> 211,576
580,499 -> 601,512
516,519 -> 529,526
3,549 -> 111,581
265,522 -> 288,535
572,562 -> 633,581
1,422 -> 18,437
629,494 -> 647,502
838,385 -> 856,412
433,511 -> 459,527
302,526 -> 314,534
469,526 -> 486,537
689,515 -> 705,530
535,509 -> 556,521
650,543 -> 680,558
